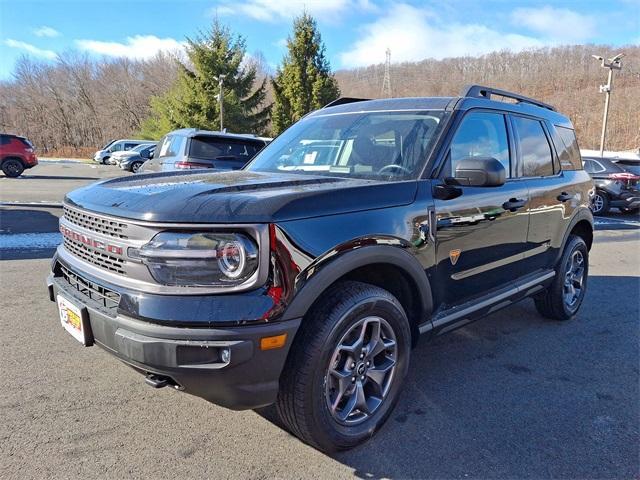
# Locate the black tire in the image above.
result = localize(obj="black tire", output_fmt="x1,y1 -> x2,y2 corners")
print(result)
534,235 -> 588,321
592,190 -> 609,215
102,156 -> 110,165
130,161 -> 143,173
2,158 -> 24,178
276,281 -> 411,452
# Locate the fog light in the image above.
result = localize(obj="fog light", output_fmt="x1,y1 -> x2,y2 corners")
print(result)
220,348 -> 231,363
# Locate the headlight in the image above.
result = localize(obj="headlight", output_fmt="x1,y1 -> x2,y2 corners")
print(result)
129,232 -> 259,286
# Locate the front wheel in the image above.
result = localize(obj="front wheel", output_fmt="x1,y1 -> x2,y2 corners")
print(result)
276,281 -> 411,452
534,235 -> 588,321
130,161 -> 143,173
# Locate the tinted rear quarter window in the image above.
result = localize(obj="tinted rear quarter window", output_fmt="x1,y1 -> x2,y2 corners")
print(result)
555,126 -> 582,170
512,116 -> 554,177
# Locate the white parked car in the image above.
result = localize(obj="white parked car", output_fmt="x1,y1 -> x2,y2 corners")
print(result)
93,139 -> 151,164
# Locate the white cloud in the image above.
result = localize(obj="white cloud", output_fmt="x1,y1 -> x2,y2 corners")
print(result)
75,35 -> 185,59
215,0 -> 371,22
33,26 -> 61,38
339,4 -> 543,68
511,6 -> 596,43
4,39 -> 57,59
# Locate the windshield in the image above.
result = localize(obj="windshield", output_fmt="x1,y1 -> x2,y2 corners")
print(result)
247,110 -> 447,180
101,139 -> 116,150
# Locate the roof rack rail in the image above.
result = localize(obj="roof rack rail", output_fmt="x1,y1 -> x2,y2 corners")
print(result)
323,97 -> 371,108
461,85 -> 556,112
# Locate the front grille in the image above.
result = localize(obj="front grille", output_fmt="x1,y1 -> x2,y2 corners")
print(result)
59,264 -> 120,310
63,237 -> 126,274
63,206 -> 129,239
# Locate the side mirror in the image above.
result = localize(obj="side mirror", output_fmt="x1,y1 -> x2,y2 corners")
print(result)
450,157 -> 506,187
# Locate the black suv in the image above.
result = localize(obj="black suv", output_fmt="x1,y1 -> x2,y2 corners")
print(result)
583,156 -> 640,214
48,86 -> 593,452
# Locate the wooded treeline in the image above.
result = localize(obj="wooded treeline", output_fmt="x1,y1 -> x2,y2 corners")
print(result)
336,45 -> 640,151
0,44 -> 638,155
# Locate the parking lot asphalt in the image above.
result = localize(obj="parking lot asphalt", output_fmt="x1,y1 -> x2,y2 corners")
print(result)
1,163 -> 639,479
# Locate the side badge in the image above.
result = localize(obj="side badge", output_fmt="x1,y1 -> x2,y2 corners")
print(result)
449,249 -> 461,265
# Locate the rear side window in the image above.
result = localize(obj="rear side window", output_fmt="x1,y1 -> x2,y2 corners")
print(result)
512,116 -> 554,177
158,135 -> 185,158
556,126 -> 582,170
443,111 -> 511,178
0,135 -> 9,145
189,137 -> 262,160
583,159 -> 604,173
123,143 -> 137,150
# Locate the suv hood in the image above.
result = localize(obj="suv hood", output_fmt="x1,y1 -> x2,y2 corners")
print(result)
65,170 -> 418,223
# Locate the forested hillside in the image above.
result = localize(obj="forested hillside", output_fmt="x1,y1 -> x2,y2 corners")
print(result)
1,44 -> 637,155
336,45 -> 639,151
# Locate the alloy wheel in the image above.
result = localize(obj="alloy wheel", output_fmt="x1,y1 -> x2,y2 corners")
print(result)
593,194 -> 604,213
563,249 -> 585,308
324,316 -> 398,425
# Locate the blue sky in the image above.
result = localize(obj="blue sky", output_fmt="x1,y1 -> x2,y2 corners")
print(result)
0,0 -> 638,80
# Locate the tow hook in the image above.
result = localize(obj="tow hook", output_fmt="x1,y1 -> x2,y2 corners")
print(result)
145,373 -> 183,390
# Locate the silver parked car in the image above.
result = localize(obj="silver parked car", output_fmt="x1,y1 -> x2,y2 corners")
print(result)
93,139 -> 151,164
140,129 -> 269,173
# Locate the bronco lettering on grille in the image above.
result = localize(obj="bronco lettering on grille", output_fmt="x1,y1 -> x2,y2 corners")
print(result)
60,224 -> 124,256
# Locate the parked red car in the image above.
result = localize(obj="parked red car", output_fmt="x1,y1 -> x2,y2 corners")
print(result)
1,133 -> 38,177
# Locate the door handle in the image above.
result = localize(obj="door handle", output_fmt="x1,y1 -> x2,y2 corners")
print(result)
557,192 -> 573,202
502,198 -> 526,212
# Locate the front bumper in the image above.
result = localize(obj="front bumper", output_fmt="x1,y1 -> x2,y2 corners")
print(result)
47,268 -> 300,410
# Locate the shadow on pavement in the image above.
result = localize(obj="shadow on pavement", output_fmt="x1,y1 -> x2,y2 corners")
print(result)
0,208 -> 61,260
0,208 -> 61,234
257,275 -> 640,479
18,175 -> 100,181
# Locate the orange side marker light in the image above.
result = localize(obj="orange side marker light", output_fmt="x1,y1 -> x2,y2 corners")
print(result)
260,333 -> 288,350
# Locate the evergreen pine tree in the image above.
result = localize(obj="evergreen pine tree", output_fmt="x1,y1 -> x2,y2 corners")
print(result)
271,13 -> 340,134
140,21 -> 270,138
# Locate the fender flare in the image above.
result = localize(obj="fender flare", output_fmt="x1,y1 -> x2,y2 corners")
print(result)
555,207 -> 594,264
280,244 -> 433,324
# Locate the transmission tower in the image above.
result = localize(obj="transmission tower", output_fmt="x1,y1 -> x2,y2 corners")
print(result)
381,48 -> 392,98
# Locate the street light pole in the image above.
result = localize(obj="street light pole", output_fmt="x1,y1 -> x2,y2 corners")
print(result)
592,53 -> 623,157
213,74 -> 226,131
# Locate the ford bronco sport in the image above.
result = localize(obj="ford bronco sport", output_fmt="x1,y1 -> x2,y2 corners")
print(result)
48,86 -> 594,452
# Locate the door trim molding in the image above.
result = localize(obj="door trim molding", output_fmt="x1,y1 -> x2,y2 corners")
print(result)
450,243 -> 550,280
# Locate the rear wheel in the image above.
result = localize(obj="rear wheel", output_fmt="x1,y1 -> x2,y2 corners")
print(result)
592,191 -> 609,215
130,161 -> 143,173
534,235 -> 588,321
276,281 -> 411,452
2,158 -> 24,178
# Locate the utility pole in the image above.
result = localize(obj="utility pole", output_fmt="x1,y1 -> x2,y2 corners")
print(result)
592,53 -> 623,157
381,48 -> 392,98
213,74 -> 226,131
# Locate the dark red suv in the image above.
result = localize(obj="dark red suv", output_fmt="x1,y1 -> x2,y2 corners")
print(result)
1,133 -> 38,177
